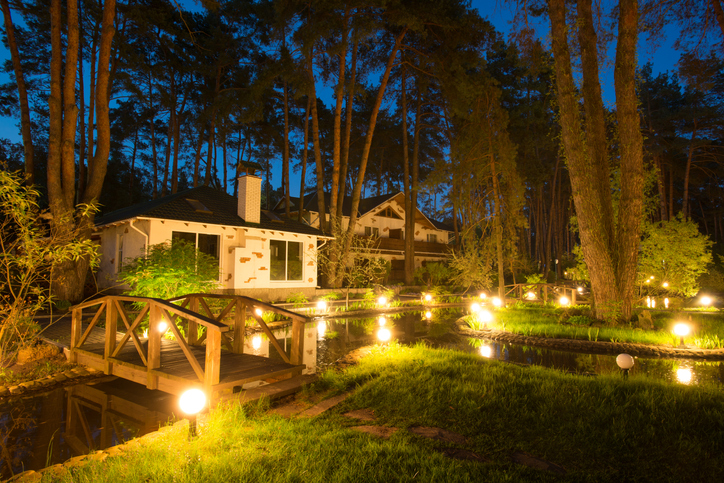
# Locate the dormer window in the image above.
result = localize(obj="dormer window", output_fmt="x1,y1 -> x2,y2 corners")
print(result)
376,207 -> 402,219
185,198 -> 212,214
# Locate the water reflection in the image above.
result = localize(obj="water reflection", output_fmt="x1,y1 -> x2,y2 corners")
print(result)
0,378 -> 176,479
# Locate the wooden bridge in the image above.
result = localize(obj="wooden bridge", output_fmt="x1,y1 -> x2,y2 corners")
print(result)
505,282 -> 591,304
68,293 -> 310,402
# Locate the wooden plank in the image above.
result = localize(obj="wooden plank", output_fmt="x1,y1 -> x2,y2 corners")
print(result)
113,300 -> 148,365
233,301 -> 245,354
188,296 -> 199,345
205,330 -> 221,391
290,318 -> 305,365
198,297 -> 215,319
147,303 -> 162,389
104,301 -> 116,374
214,365 -> 304,391
70,308 -> 83,363
252,313 -> 291,364
162,308 -> 205,382
77,302 -> 106,348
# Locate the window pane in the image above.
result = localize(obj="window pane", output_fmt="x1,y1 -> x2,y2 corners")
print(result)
270,240 -> 286,281
172,231 -> 196,246
287,241 -> 303,280
198,233 -> 219,261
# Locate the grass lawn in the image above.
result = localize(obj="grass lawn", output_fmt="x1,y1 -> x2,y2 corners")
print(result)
53,343 -> 724,482
470,306 -> 724,348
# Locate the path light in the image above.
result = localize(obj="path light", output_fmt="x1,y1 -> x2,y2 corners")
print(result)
424,311 -> 432,320
255,308 -> 263,317
577,286 -> 584,294
616,353 -> 635,379
252,334 -> 262,351
665,298 -> 670,309
559,296 -> 570,307
479,292 -> 487,299
673,323 -> 690,348
158,319 -> 169,333
378,316 -> 387,326
378,296 -> 388,307
179,388 -> 206,438
526,291 -> 536,300
470,302 -> 481,314
377,327 -> 391,342
317,320 -> 327,339
650,275 -> 655,280
676,367 -> 693,385
700,295 -> 713,307
479,309 -> 493,329
492,297 -> 502,307
662,282 -> 669,288
480,345 -> 492,358
316,300 -> 328,313
424,293 -> 433,303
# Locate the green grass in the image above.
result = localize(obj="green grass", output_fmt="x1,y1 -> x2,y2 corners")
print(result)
0,358 -> 74,385
468,307 -> 724,347
52,344 -> 724,482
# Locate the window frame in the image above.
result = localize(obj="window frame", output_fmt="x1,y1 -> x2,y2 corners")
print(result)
171,231 -> 221,280
269,239 -> 304,282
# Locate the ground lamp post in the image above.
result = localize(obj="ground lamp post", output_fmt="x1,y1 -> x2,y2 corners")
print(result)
616,353 -> 635,379
673,323 -> 689,348
179,388 -> 207,438
316,300 -> 328,314
423,293 -> 433,304
559,296 -> 570,307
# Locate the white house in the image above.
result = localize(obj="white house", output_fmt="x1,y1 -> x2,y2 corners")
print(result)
93,174 -> 330,301
273,192 -> 453,281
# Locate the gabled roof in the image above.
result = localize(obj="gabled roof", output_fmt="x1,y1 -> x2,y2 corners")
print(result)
94,185 -> 327,237
275,191 -> 453,232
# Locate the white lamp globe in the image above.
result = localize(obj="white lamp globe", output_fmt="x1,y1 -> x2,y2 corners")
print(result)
616,353 -> 635,370
179,388 -> 206,415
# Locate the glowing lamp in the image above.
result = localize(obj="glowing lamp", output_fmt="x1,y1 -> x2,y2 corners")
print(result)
673,323 -> 689,348
470,303 -> 481,313
492,297 -> 502,307
577,287 -> 584,294
676,368 -> 693,385
158,320 -> 169,333
649,275 -> 655,280
377,327 -> 391,342
700,295 -> 713,306
316,300 -> 328,312
378,296 -> 388,306
317,320 -> 327,339
665,298 -> 669,309
179,388 -> 206,415
559,296 -> 570,306
526,291 -> 536,300
479,309 -> 493,323
479,292 -> 487,299
662,282 -> 669,288
378,316 -> 387,326
480,345 -> 492,358
255,308 -> 263,317
424,311 -> 432,320
252,334 -> 262,350
651,299 -> 656,308
616,353 -> 635,379
424,294 -> 433,303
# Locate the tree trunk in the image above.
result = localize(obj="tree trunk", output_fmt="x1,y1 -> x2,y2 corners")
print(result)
329,8 -> 349,229
308,56 -> 327,233
338,38 -> 358,218
683,121 -> 698,220
1,0 -> 33,183
401,66 -> 412,284
299,97 -> 311,222
283,80 -> 290,217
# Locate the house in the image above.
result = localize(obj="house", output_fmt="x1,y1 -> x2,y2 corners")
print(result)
273,192 -> 453,281
93,174 -> 330,301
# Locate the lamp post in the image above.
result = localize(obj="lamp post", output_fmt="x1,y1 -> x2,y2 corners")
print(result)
616,353 -> 635,379
179,388 -> 206,438
673,323 -> 690,348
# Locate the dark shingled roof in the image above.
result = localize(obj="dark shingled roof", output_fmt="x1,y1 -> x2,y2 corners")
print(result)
276,191 -> 453,232
94,185 -> 327,237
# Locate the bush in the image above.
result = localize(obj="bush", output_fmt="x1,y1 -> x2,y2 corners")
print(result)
119,240 -> 220,301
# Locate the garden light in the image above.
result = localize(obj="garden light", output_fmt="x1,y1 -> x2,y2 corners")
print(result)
673,323 -> 689,348
179,388 -> 206,438
252,334 -> 262,351
316,300 -> 328,312
676,367 -> 693,385
378,296 -> 388,306
480,345 -> 492,358
377,327 -> 391,342
378,316 -> 387,326
577,286 -> 584,294
662,282 -> 669,288
479,292 -> 487,299
470,303 -> 481,314
424,311 -> 432,320
158,319 -> 168,333
616,353 -> 635,379
255,308 -> 263,317
650,275 -> 655,280
479,309 -> 493,328
424,293 -> 433,303
317,320 -> 327,339
665,298 -> 669,309
559,296 -> 570,307
700,295 -> 713,306
526,291 -> 536,300
492,297 -> 502,307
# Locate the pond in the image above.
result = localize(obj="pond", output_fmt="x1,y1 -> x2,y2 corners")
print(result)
2,308 -> 722,478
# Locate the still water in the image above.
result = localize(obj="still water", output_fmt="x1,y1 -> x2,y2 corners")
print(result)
2,309 -> 722,477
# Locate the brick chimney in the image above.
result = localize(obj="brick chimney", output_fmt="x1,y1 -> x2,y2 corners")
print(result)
237,174 -> 261,224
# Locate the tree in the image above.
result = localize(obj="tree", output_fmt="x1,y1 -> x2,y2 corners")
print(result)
546,0 -> 644,322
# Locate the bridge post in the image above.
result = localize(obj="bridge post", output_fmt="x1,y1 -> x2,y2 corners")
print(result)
233,299 -> 245,354
69,307 -> 82,363
104,300 -> 117,374
290,318 -> 305,366
188,296 -> 199,346
204,329 -> 221,395
147,302 -> 161,390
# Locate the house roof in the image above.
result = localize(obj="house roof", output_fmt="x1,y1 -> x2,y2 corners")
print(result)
94,185 -> 328,237
275,191 -> 453,232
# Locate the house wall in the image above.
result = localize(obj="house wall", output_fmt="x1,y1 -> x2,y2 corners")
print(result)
96,218 -> 319,301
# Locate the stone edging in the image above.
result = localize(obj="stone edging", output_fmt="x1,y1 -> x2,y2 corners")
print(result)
0,366 -> 105,400
457,321 -> 724,360
5,418 -> 193,482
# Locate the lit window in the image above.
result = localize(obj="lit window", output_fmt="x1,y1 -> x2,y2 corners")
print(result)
270,240 -> 303,281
